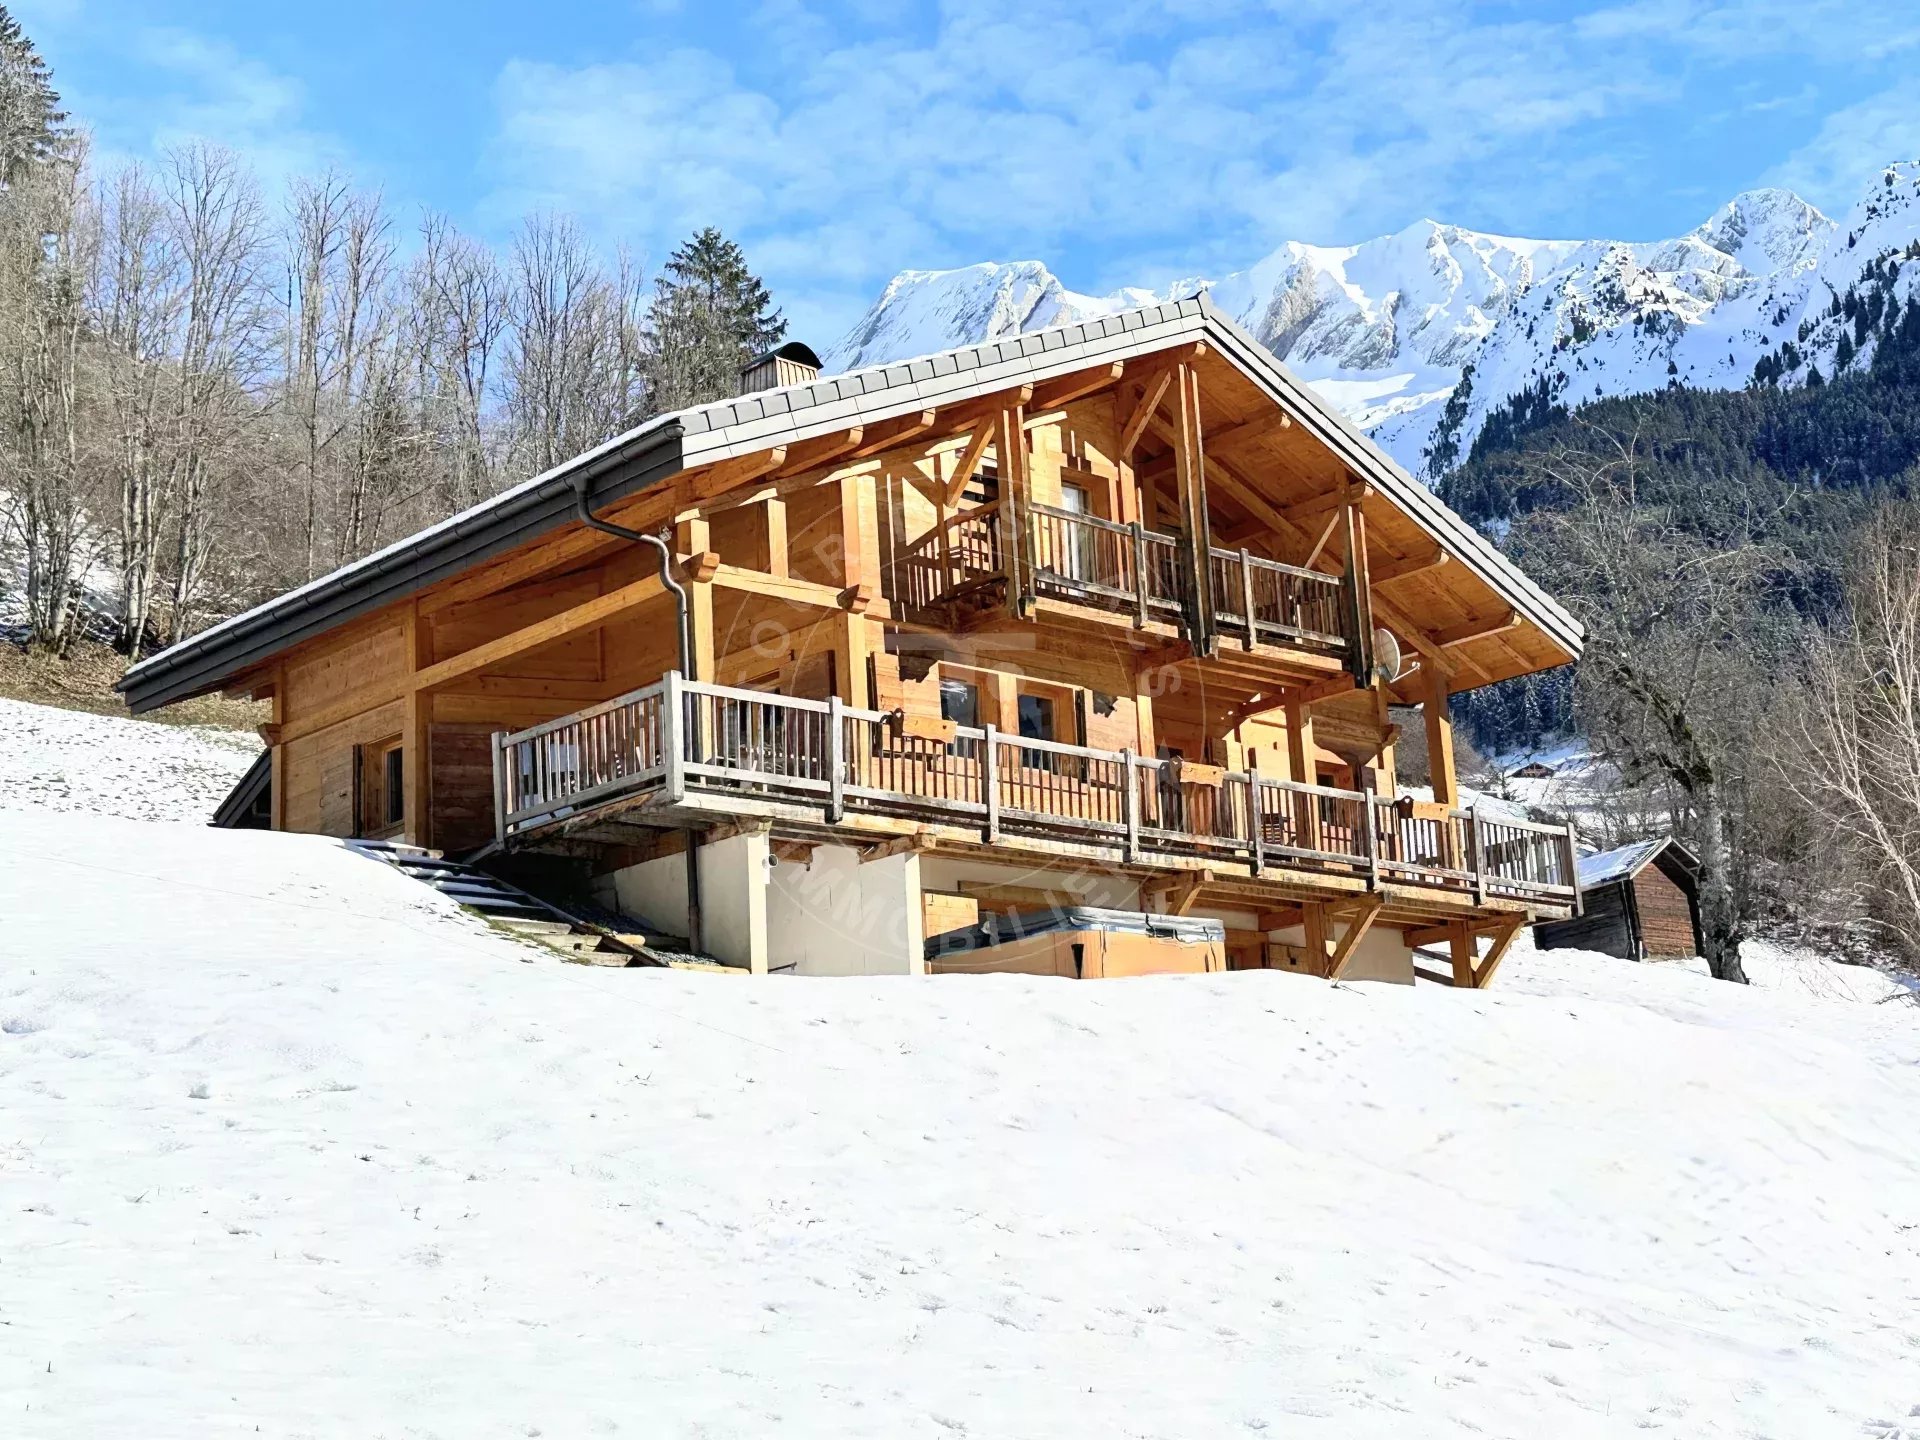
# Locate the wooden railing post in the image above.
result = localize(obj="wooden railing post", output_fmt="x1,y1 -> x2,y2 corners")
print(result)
491,730 -> 508,843
1469,809 -> 1487,904
664,670 -> 687,805
1131,521 -> 1149,627
1361,795 -> 1381,888
983,723 -> 1001,842
827,694 -> 845,824
1247,754 -> 1264,875
1564,822 -> 1581,914
1122,748 -> 1140,862
1239,547 -> 1258,649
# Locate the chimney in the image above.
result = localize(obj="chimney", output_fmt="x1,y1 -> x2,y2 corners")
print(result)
738,341 -> 823,395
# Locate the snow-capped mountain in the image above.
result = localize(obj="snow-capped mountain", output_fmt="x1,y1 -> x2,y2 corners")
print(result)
828,164 -> 1920,479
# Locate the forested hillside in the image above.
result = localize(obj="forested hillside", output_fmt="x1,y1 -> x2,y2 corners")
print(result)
0,8 -> 786,672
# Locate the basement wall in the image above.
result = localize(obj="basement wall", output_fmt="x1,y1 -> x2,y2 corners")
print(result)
766,845 -> 925,976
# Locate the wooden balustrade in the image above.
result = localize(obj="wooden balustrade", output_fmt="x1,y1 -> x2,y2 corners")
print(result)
494,676 -> 1582,911
1208,546 -> 1348,652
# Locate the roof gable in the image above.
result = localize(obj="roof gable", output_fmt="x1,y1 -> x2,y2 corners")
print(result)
120,295 -> 1582,712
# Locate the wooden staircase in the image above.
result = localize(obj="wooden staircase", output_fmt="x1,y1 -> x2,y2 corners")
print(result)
346,839 -> 654,966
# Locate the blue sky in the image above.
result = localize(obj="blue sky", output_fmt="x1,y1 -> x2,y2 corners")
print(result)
15,0 -> 1920,344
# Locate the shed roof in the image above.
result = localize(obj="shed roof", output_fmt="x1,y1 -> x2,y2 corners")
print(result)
1577,836 -> 1700,890
119,293 -> 1584,713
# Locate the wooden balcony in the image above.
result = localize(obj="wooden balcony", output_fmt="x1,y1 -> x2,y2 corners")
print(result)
892,498 -> 1362,671
489,675 -> 1580,917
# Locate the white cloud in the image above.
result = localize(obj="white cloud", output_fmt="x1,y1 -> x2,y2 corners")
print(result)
480,0 -> 1920,341
1767,82 -> 1920,209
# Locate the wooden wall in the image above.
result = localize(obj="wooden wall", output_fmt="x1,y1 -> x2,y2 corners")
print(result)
1634,858 -> 1703,958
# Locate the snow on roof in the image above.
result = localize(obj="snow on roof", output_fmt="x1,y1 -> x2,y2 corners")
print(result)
1577,837 -> 1696,890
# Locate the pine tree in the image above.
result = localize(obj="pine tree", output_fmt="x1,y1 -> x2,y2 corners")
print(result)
0,6 -> 64,187
642,227 -> 785,414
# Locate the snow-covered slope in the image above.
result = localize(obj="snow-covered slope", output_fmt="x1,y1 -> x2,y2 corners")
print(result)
0,696 -> 259,823
3,807 -> 1917,1437
832,163 -> 1920,479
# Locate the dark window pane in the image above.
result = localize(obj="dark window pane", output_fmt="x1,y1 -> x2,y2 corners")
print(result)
385,748 -> 405,826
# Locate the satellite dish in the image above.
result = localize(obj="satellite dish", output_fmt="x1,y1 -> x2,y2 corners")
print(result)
1371,627 -> 1406,685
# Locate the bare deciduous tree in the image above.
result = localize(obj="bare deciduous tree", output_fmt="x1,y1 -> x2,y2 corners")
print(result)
1511,422 -> 1804,983
1785,508 -> 1920,969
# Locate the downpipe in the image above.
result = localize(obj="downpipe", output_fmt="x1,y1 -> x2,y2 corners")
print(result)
572,477 -> 704,958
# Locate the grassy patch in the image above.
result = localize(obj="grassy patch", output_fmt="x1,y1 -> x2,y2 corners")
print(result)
0,639 -> 266,731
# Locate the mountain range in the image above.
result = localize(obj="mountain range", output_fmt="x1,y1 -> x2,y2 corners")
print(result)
826,163 -> 1920,480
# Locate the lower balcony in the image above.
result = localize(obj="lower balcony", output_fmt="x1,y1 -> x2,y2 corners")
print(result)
487,675 -> 1579,919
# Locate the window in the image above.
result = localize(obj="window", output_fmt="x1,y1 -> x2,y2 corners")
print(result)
940,678 -> 980,758
939,678 -> 980,728
384,746 -> 406,828
355,736 -> 405,837
1018,693 -> 1055,769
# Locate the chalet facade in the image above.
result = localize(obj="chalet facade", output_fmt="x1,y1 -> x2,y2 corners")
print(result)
126,297 -> 1582,986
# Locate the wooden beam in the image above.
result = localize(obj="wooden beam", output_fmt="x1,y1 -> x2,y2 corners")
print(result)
942,424 -> 997,506
1283,480 -> 1372,528
1030,361 -> 1124,413
1373,548 -> 1450,584
1132,638 -> 1192,677
862,831 -> 932,863
1302,901 -> 1330,977
1403,918 -> 1512,950
850,410 -> 936,459
413,572 -> 667,692
1435,610 -> 1520,649
1473,915 -> 1526,989
1324,894 -> 1384,981
1118,370 -> 1173,459
687,445 -> 788,503
1257,905 -> 1305,932
767,428 -> 863,479
1302,507 -> 1343,568
708,564 -> 866,611
1205,410 -> 1293,454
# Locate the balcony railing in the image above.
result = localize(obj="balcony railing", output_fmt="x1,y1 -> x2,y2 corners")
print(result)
891,498 -> 1360,662
1207,546 -> 1349,654
492,674 -> 1580,909
1026,503 -> 1186,624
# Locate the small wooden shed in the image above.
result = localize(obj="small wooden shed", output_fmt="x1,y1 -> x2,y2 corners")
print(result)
1534,837 -> 1703,961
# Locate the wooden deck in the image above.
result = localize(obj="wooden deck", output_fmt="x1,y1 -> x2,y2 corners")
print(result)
489,674 -> 1580,919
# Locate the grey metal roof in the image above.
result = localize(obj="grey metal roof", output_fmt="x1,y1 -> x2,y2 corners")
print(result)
120,293 -> 1583,712
1577,836 -> 1698,889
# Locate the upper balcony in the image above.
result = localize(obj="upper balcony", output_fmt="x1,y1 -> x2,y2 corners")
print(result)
890,496 -> 1365,677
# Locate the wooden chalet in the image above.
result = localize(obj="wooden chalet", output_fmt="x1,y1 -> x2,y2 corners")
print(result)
1535,837 -> 1703,962
126,297 -> 1583,985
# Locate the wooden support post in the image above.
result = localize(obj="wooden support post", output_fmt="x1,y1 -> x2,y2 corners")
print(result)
1340,492 -> 1375,681
1448,922 -> 1476,988
827,694 -> 845,823
763,495 -> 789,578
995,401 -> 1029,616
983,722 -> 1001,842
1361,790 -> 1381,889
268,669 -> 287,831
1424,663 -> 1459,808
1303,901 -> 1330,978
402,602 -> 432,848
1469,811 -> 1487,904
1565,823 -> 1583,914
1171,362 -> 1215,652
1286,695 -> 1321,850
